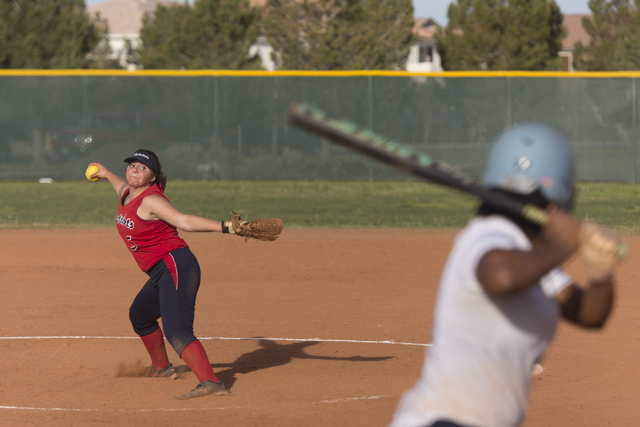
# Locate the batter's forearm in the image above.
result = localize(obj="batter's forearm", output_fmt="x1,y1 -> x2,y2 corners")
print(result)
478,244 -> 575,295
575,279 -> 614,328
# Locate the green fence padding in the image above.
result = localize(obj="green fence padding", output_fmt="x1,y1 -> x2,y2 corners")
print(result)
1,72 -> 639,182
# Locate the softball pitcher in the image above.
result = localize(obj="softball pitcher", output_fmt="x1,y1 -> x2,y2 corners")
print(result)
88,149 -> 241,400
389,124 -> 621,427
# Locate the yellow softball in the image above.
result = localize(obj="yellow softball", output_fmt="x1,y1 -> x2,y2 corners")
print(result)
85,164 -> 99,182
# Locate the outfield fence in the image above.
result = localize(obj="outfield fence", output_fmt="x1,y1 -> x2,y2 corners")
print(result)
1,70 -> 639,182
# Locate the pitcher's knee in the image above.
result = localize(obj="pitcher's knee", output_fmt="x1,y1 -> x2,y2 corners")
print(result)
129,309 -> 158,336
165,332 -> 196,355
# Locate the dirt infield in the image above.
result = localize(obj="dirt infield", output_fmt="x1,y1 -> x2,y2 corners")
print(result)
1,228 -> 640,427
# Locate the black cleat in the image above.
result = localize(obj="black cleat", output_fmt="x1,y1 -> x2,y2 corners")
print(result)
145,363 -> 178,379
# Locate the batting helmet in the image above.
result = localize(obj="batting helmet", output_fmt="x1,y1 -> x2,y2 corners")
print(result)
482,123 -> 575,210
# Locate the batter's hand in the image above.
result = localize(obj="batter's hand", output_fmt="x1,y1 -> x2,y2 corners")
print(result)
579,221 -> 626,281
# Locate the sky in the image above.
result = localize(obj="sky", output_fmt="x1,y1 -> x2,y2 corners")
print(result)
85,0 -> 593,26
413,0 -> 592,25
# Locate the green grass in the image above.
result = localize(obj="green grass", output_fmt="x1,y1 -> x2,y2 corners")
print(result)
1,180 -> 639,231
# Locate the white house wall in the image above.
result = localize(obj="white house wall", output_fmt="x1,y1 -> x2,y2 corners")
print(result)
406,43 -> 443,72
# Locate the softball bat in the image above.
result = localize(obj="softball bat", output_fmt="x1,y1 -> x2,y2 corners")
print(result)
286,102 -> 628,260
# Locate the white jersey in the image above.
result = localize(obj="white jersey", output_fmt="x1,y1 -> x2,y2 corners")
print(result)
390,215 -> 573,427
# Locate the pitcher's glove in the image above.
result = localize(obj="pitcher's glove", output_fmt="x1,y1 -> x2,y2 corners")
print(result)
579,221 -> 627,281
223,210 -> 283,242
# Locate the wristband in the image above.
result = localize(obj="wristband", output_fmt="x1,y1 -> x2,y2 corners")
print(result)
222,221 -> 235,234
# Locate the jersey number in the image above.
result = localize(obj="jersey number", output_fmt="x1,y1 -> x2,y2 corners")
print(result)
126,236 -> 137,251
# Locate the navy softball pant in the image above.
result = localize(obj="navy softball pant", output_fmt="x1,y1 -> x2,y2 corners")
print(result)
129,247 -> 201,356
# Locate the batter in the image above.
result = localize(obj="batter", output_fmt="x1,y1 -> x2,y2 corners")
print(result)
390,124 -> 620,427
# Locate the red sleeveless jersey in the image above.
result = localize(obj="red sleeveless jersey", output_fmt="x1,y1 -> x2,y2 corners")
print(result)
116,185 -> 188,272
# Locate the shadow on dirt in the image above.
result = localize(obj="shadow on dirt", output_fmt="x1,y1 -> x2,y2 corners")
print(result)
175,338 -> 393,388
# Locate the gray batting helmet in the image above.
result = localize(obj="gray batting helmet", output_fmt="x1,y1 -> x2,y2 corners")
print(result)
482,123 -> 575,210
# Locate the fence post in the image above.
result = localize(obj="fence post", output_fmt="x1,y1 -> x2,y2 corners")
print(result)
284,118 -> 288,145
214,75 -> 220,178
83,74 -> 89,135
633,78 -> 637,183
368,75 -> 373,130
31,128 -> 43,164
272,126 -> 277,156
507,77 -> 512,129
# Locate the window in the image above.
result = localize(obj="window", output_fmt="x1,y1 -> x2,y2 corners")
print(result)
419,45 -> 433,63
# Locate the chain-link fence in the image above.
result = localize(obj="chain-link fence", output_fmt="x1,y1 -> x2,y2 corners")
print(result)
1,71 -> 639,182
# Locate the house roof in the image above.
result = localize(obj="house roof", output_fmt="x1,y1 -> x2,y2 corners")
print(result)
88,0 -> 269,34
413,17 -> 440,39
413,14 -> 591,49
87,0 -> 172,34
562,14 -> 592,50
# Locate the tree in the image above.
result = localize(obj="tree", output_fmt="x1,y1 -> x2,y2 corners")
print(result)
437,0 -> 565,71
86,18 -> 122,70
0,0 -> 109,69
262,0 -> 416,70
130,0 -> 262,70
573,0 -> 640,71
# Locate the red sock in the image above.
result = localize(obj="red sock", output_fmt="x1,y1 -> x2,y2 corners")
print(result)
140,328 -> 171,369
180,340 -> 219,383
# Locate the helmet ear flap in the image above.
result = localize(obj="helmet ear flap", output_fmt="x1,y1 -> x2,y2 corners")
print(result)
482,123 -> 575,210
564,185 -> 576,211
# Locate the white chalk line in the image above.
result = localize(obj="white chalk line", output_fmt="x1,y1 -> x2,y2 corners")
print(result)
322,395 -> 387,404
0,395 -> 390,413
0,395 -> 392,413
0,335 -> 432,347
0,405 -> 232,412
0,335 -> 425,413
